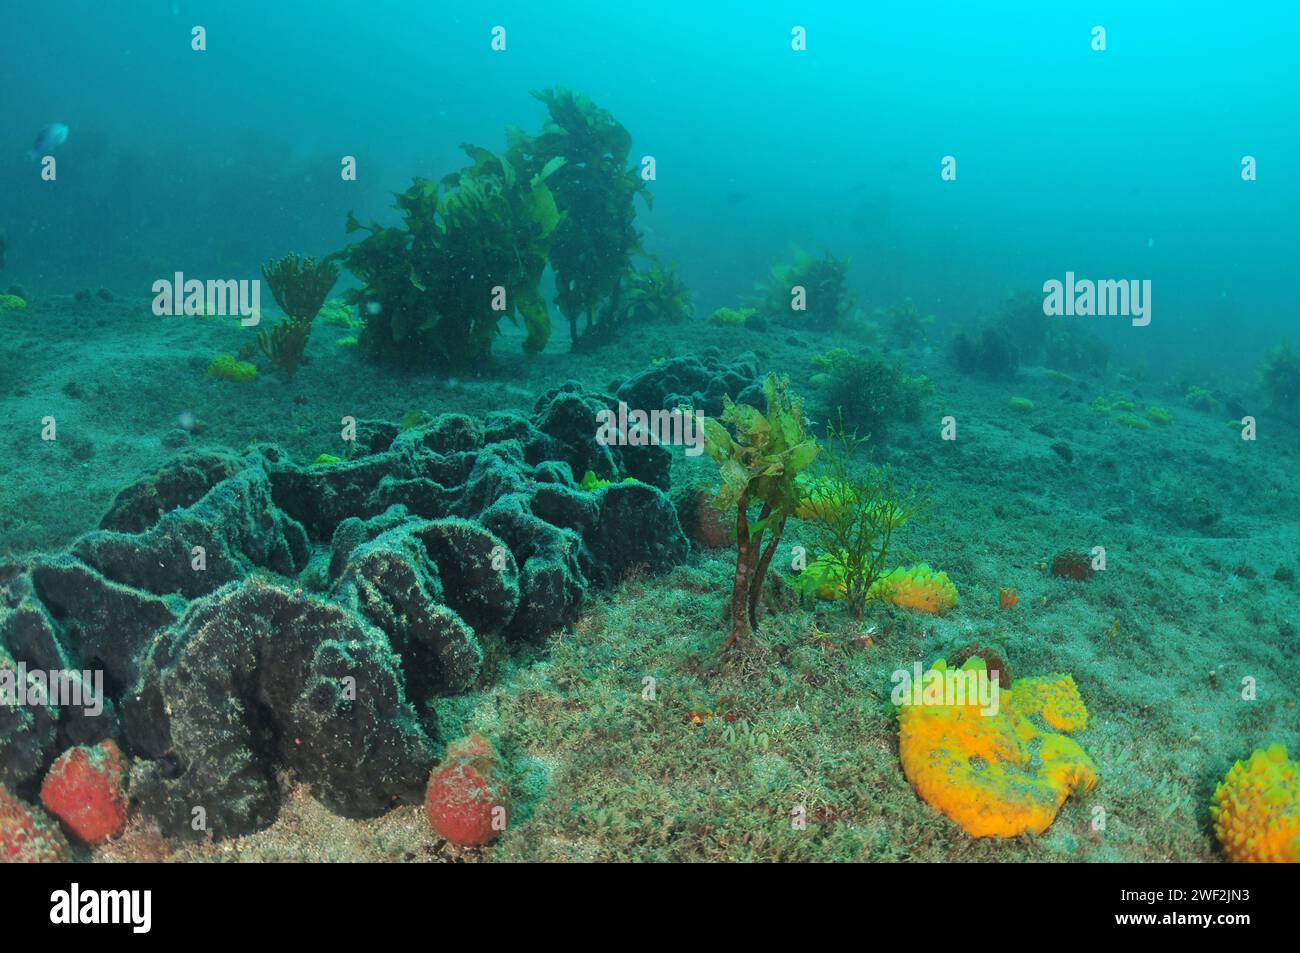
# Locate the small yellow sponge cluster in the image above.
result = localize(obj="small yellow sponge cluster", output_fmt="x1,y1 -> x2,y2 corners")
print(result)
794,475 -> 858,523
208,353 -> 257,383
898,657 -> 1098,837
794,552 -> 847,600
1013,674 -> 1090,732
869,564 -> 958,614
1210,744 -> 1300,863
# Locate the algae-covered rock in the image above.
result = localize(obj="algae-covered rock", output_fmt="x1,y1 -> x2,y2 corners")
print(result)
270,450 -> 404,539
73,465 -> 309,599
26,556 -> 176,690
0,380 -> 692,843
99,449 -> 246,533
480,493 -> 589,642
128,582 -> 435,840
327,505 -> 413,582
329,517 -> 520,697
587,481 -> 690,585
0,559 -> 139,763
615,348 -> 762,418
415,413 -> 485,454
414,518 -> 521,638
532,381 -> 673,490
0,643 -> 59,792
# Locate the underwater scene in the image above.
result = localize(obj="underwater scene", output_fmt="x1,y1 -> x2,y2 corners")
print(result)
1,1 -> 1299,870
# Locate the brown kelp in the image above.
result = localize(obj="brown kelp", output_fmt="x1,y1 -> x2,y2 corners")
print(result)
508,88 -> 650,347
338,145 -> 563,371
256,253 -> 338,380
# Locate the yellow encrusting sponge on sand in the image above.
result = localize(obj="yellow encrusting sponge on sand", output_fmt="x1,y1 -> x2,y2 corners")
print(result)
869,564 -> 958,614
1210,744 -> 1300,863
1013,674 -> 1090,732
897,657 -> 1098,838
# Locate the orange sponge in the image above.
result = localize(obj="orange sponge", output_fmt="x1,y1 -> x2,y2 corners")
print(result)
1014,674 -> 1090,732
897,657 -> 1097,837
1210,744 -> 1300,863
870,565 -> 958,614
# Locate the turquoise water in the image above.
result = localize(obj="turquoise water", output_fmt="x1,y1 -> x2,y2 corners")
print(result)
4,2 -> 1298,371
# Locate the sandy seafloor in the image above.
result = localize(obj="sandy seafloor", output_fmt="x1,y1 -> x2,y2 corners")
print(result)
2,292 -> 1297,862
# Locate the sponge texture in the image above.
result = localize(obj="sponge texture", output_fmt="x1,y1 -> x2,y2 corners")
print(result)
1210,744 -> 1300,863
898,658 -> 1097,837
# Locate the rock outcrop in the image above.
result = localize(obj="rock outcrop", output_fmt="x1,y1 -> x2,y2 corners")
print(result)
0,383 -> 689,841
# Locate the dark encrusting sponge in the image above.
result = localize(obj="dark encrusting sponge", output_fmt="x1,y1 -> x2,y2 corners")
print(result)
0,382 -> 689,841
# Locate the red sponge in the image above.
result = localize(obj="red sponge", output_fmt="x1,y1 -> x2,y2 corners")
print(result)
425,733 -> 506,847
1,783 -> 69,862
40,739 -> 129,844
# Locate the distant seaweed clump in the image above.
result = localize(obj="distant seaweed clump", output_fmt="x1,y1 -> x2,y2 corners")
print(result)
754,247 -> 853,330
879,298 -> 937,349
957,289 -> 1109,378
951,324 -> 1019,379
617,260 -> 694,325
814,350 -> 930,443
336,89 -> 657,369
1260,343 -> 1300,411
256,253 -> 339,381
999,290 -> 1051,359
1184,385 -> 1219,412
339,144 -> 563,371
1044,323 -> 1109,376
514,88 -> 650,349
1007,287 -> 1110,376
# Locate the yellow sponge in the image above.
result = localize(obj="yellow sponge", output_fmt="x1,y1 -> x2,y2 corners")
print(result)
1013,674 -> 1090,732
1210,744 -> 1300,863
898,658 -> 1098,837
208,353 -> 257,382
870,564 -> 958,614
794,475 -> 858,522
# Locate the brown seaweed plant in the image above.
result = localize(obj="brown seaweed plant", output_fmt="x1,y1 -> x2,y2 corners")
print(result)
257,253 -> 339,380
704,375 -> 819,651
